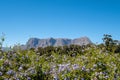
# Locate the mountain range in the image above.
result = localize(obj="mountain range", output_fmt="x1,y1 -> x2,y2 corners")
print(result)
22,36 -> 92,49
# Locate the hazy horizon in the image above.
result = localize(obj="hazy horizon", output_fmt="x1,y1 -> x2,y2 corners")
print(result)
0,0 -> 120,47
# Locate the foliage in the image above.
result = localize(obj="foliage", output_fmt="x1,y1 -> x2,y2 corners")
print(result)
0,34 -> 120,79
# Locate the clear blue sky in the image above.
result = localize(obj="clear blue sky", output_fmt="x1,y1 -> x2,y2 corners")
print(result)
0,0 -> 120,46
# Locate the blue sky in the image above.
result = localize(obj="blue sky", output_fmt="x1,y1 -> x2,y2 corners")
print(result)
0,0 -> 120,46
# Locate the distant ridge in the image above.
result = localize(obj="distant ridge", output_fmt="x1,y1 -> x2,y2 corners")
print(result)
23,37 -> 92,49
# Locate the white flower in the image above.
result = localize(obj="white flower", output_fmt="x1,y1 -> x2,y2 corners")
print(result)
86,69 -> 90,73
93,64 -> 97,68
95,72 -> 99,76
74,78 -> 77,80
82,66 -> 86,71
4,78 -> 9,80
53,73 -> 59,80
18,66 -> 23,71
99,72 -> 102,75
64,77 -> 70,80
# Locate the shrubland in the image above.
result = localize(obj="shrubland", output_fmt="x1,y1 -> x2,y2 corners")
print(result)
0,34 -> 120,80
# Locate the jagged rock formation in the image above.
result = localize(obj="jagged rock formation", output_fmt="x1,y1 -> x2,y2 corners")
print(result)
24,37 -> 92,49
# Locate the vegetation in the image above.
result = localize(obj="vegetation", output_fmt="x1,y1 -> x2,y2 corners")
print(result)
0,34 -> 120,80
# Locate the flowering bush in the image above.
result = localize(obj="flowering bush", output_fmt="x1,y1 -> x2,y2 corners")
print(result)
0,34 -> 120,79
0,45 -> 120,80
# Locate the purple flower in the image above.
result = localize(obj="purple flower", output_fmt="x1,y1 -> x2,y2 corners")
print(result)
27,77 -> 31,80
81,78 -> 85,80
6,70 -> 14,75
72,64 -> 79,70
105,75 -> 109,79
58,64 -> 70,72
58,64 -> 65,72
16,78 -> 20,80
0,71 -> 2,76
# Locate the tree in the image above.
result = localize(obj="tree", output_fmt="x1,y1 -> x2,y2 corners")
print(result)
102,34 -> 114,51
102,34 -> 120,53
0,33 -> 5,54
